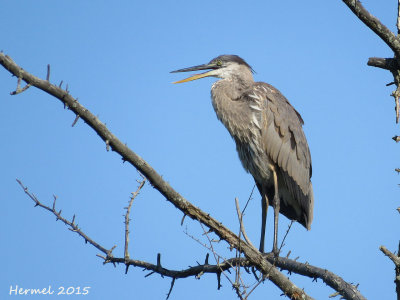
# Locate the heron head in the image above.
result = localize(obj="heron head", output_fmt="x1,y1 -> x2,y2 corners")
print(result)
170,55 -> 254,83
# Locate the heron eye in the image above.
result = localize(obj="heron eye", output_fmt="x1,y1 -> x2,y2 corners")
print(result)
216,60 -> 222,66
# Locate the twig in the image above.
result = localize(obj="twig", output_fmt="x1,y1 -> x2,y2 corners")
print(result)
245,277 -> 265,299
198,222 -> 244,293
46,64 -> 50,81
71,115 -> 80,127
10,77 -> 31,95
166,278 -> 176,300
277,221 -> 294,255
124,178 -> 146,261
16,179 -> 109,255
380,245 -> 400,266
392,89 -> 400,123
235,198 -> 255,249
180,214 -> 186,225
397,0 -> 400,36
242,185 -> 255,213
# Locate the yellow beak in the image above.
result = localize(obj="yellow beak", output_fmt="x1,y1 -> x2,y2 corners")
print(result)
173,70 -> 214,84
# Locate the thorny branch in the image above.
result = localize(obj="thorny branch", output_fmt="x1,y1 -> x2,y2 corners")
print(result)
124,176 -> 146,262
0,52 -> 367,299
16,178 -> 365,300
16,179 -> 111,256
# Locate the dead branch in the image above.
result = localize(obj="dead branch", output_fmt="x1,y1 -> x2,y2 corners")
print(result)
368,57 -> 399,71
343,0 -> 400,123
124,177 -> 146,261
235,197 -> 255,249
342,0 -> 400,57
16,179 -> 110,255
380,245 -> 400,299
10,76 -> 31,95
16,178 -> 366,299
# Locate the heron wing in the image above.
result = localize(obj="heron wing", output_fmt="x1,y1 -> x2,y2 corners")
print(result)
251,82 -> 313,228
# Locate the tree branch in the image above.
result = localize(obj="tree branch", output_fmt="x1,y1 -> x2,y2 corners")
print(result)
342,0 -> 400,58
380,245 -> 400,300
16,179 -> 111,255
124,177 -> 146,261
367,57 -> 399,71
343,1 -> 400,123
17,177 -> 367,299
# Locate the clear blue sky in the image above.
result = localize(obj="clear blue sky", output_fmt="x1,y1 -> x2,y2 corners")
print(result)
1,1 -> 399,299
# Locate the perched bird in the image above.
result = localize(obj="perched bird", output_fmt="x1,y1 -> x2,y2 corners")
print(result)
171,55 -> 313,253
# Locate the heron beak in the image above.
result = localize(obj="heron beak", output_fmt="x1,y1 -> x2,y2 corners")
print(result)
170,63 -> 217,84
172,71 -> 215,84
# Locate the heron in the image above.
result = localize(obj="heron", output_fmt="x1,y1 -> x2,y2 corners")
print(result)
171,55 -> 313,254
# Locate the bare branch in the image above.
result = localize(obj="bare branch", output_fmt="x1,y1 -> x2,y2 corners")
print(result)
124,178 -> 146,260
277,221 -> 294,255
342,0 -> 400,58
397,0 -> 400,36
235,197 -> 255,249
380,245 -> 400,266
368,57 -> 399,71
262,254 -> 365,300
71,115 -> 80,127
166,277 -> 176,300
46,64 -> 50,81
392,88 -> 400,123
17,177 -> 367,299
380,245 -> 400,299
10,77 -> 31,95
344,1 -> 400,123
16,179 -> 109,255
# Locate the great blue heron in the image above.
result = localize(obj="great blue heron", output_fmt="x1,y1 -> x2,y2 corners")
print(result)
171,55 -> 313,253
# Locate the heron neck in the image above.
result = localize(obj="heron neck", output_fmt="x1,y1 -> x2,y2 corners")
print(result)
217,74 -> 254,100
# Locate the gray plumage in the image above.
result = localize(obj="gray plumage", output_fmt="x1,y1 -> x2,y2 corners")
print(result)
171,55 -> 313,253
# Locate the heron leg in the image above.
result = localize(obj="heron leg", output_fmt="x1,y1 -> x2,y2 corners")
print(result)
259,192 -> 269,253
272,167 -> 280,256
